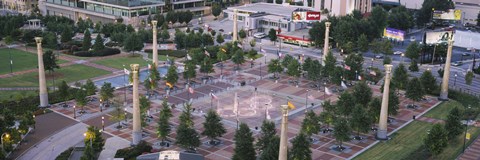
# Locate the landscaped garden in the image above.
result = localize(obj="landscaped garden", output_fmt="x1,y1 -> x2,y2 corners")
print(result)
0,48 -> 66,74
92,55 -> 148,70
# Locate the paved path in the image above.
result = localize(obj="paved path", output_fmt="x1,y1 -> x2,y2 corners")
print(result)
17,123 -> 88,160
98,136 -> 130,160
458,132 -> 480,160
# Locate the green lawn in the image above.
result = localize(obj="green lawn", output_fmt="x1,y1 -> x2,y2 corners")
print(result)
0,48 -> 66,75
0,64 -> 111,87
423,101 -> 464,120
438,127 -> 480,160
353,121 -> 434,160
0,90 -> 38,101
92,55 -> 148,70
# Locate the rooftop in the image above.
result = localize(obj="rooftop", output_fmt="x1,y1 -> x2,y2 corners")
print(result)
80,0 -> 164,8
225,3 -> 313,18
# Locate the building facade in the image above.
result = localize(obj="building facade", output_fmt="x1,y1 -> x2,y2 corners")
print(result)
453,0 -> 480,25
1,0 -> 38,14
320,0 -> 372,16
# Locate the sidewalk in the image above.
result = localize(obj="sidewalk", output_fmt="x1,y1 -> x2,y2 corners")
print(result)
98,136 -> 130,160
458,136 -> 480,160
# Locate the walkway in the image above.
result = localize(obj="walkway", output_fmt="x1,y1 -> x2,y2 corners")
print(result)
458,134 -> 480,160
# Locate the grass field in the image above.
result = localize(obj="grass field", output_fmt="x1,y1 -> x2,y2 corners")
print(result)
423,101 -> 464,120
0,48 -> 67,75
92,55 -> 148,70
353,121 -> 434,160
0,90 -> 38,101
0,64 -> 111,87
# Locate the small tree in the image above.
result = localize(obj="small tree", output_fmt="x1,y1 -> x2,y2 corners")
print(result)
83,79 -> 96,96
286,59 -> 301,81
405,78 -> 425,107
175,103 -> 200,152
267,59 -> 283,78
409,60 -> 419,72
212,3 -> 222,18
352,81 -> 372,107
388,90 -> 400,116
357,34 -> 369,53
84,126 -> 105,153
231,50 -> 245,70
200,57 -> 214,76
81,145 -> 95,160
424,124 -> 448,156
323,51 -> 337,78
92,34 -> 104,52
100,82 -> 114,105
445,107 -> 463,140
392,63 -> 409,90
337,92 -> 355,117
256,120 -> 276,152
75,89 -> 87,112
319,101 -> 336,131
157,98 -> 172,144
201,109 -> 226,145
300,110 -> 320,141
43,50 -> 60,87
60,26 -> 74,43
420,70 -> 437,94
232,123 -> 256,160
82,29 -> 92,51
289,133 -> 312,160
58,81 -> 70,105
238,29 -> 247,41
165,64 -> 178,86
139,96 -> 150,127
333,118 -> 351,151
259,136 -> 279,160
183,60 -> 196,83
216,34 -> 225,44
161,28 -> 170,42
368,98 -> 381,126
465,71 -> 474,85
123,33 -> 144,54
350,104 -> 371,139
268,28 -> 277,44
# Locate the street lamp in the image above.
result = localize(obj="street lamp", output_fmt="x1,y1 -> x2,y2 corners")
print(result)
123,64 -> 127,107
1,133 -> 10,154
454,73 -> 458,86
102,116 -> 105,131
8,45 -> 13,73
124,108 -> 128,122
305,89 -> 309,113
371,58 -> 374,69
99,99 -> 103,112
73,105 -> 76,119
83,132 -> 92,147
401,53 -> 405,64
463,105 -> 472,153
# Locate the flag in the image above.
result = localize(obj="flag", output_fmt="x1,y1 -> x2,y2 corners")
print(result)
149,78 -> 152,83
308,95 -> 315,100
211,93 -> 218,100
188,87 -> 194,94
237,43 -> 242,48
186,54 -> 192,60
341,81 -> 348,89
344,65 -> 351,71
148,64 -> 152,69
166,82 -> 173,88
278,52 -> 282,58
261,48 -> 266,53
221,48 -> 227,53
325,87 -> 332,95
204,50 -> 210,57
287,101 -> 296,109
124,68 -> 130,74
370,71 -> 377,76
358,75 -> 362,80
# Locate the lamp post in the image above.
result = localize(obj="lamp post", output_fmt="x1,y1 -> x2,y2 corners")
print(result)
123,64 -> 127,107
355,70 -> 358,81
1,133 -> 10,154
73,105 -> 76,119
305,89 -> 309,113
124,107 -> 127,122
83,132 -> 92,147
454,73 -> 458,86
401,53 -> 405,64
8,45 -> 13,73
463,105 -> 472,153
371,58 -> 374,69
99,99 -> 103,112
102,116 -> 105,131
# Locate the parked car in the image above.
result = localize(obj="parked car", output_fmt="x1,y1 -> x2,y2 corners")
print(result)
462,53 -> 471,56
394,51 -> 403,55
375,55 -> 384,59
219,29 -> 224,32
452,61 -> 463,66
410,36 -> 416,42
253,32 -> 267,39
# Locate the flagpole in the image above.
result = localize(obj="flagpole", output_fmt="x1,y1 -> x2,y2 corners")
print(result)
305,89 -> 309,113
324,82 -> 326,100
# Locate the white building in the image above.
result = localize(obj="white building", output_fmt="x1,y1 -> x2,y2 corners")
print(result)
320,0 -> 372,16
453,0 -> 480,25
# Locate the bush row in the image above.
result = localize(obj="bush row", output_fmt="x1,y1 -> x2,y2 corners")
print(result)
114,141 -> 152,160
73,48 -> 121,57
144,49 -> 187,58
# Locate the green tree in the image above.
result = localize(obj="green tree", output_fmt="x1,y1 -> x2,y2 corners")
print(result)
82,30 -> 92,51
216,34 -> 225,44
344,53 -> 364,80
238,29 -> 246,41
367,98 -> 381,125
268,28 -> 277,44
420,70 -> 437,94
83,79 -> 96,95
333,118 -> 351,151
405,42 -> 421,60
382,40 -> 393,55
80,144 -> 95,160
289,133 -> 312,160
308,21 -> 325,48
231,50 -> 245,70
337,92 -> 355,117
157,98 -> 172,144
286,59 -> 301,80
92,34 -> 104,52
424,124 -> 448,156
84,126 -> 105,153
165,64 -> 178,86
275,0 -> 282,4
174,31 -> 187,49
212,3 -> 222,18
259,136 -> 279,160
319,101 -> 336,131
75,89 -> 87,112
350,104 -> 371,139
306,59 -> 322,84
43,50 -> 60,78
368,6 -> 388,38
201,109 -> 226,145
281,54 -> 294,68
352,81 -> 372,107
387,6 -> 414,31
370,39 -> 383,56
58,81 -> 70,104
144,63 -> 160,95
139,96 -> 150,127
392,63 -> 409,90
323,51 -> 337,78
60,26 -> 74,43
161,28 -> 170,42
445,107 -> 463,140
175,103 -> 201,152
357,34 -> 369,53
232,123 -> 256,160
200,57 -> 214,76
99,82 -> 114,104
465,71 -> 474,85
256,120 -> 276,152
405,78 -> 425,107
268,59 -> 283,78
388,89 -> 400,116
300,110 -> 320,140
417,0 -> 454,25
123,33 -> 144,54
409,60 -> 419,72
183,60 -> 196,83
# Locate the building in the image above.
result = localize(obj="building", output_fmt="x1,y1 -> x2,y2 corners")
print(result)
1,0 -> 38,14
399,0 -> 424,10
136,150 -> 204,160
453,0 -> 480,25
320,0 -> 372,16
39,0 -> 209,25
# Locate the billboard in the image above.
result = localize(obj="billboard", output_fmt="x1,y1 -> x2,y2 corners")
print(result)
383,28 -> 405,41
433,9 -> 462,20
292,11 -> 321,22
425,31 -> 454,44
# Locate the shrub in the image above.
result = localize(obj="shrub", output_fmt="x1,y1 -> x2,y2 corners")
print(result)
114,141 -> 152,160
144,49 -> 187,58
73,48 -> 120,57
55,147 -> 74,160
73,51 -> 92,57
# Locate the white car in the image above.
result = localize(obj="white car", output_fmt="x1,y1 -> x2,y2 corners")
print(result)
394,51 -> 403,55
253,33 -> 267,39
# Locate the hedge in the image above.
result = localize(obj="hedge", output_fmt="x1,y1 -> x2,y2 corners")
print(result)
144,49 -> 187,58
114,141 -> 152,160
73,48 -> 120,57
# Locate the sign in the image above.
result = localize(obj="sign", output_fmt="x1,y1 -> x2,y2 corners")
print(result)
467,133 -> 471,140
159,150 -> 180,160
433,9 -> 461,20
383,28 -> 405,41
425,31 -> 454,44
292,11 -> 321,22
